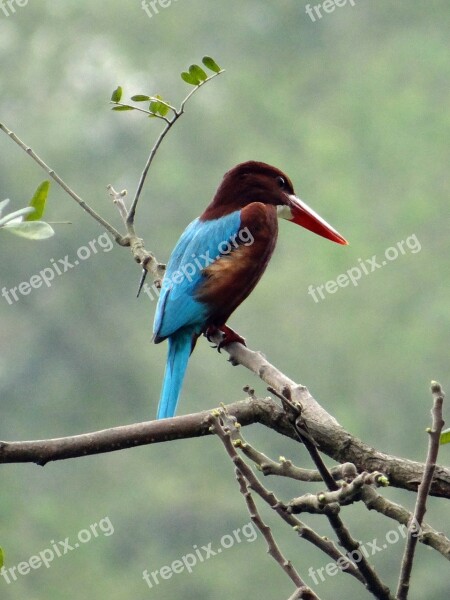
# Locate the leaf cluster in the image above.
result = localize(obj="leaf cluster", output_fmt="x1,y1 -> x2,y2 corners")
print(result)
110,56 -> 222,120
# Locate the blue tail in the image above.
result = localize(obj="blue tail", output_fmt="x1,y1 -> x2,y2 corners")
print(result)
157,330 -> 193,419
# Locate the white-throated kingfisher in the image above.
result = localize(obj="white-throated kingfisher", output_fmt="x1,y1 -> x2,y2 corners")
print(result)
153,161 -> 347,419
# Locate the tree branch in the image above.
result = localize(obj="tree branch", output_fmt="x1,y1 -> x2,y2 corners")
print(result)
360,486 -> 450,560
396,382 -> 446,599
232,421 -> 450,562
235,468 -> 319,599
287,472 -> 387,515
208,335 -> 450,499
267,387 -> 393,599
1,392 -> 449,499
209,411 -> 363,588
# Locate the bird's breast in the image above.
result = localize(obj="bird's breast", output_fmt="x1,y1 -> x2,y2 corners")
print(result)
196,203 -> 278,325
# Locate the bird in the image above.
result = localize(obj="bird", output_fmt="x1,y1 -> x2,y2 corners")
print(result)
153,161 -> 347,419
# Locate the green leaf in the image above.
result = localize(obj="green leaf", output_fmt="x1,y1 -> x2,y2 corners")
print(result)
131,95 -> 150,102
202,56 -> 221,73
3,221 -> 55,240
181,71 -> 198,86
0,547 -> 3,569
440,428 -> 450,445
111,86 -> 123,102
158,104 -> 169,117
26,181 -> 50,221
189,64 -> 207,82
111,105 -> 135,111
149,95 -> 169,117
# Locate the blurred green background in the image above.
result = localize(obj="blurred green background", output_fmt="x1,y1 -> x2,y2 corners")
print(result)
1,1 -> 449,598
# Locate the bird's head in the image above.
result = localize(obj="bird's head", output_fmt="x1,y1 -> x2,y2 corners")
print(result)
202,161 -> 348,245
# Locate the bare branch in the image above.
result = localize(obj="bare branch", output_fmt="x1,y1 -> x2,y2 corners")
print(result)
396,382 -> 446,600
208,334 -> 450,498
209,411 -> 366,585
235,469 -> 319,599
1,394 -> 449,499
233,422 -> 450,561
268,388 -> 394,600
288,472 -> 387,515
235,433 -> 357,482
126,70 -> 224,227
361,487 -> 450,561
268,386 -> 338,490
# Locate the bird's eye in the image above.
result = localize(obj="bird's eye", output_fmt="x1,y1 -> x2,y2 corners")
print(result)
276,176 -> 286,189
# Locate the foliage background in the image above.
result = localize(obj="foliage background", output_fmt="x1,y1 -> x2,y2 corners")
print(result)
0,1 -> 449,598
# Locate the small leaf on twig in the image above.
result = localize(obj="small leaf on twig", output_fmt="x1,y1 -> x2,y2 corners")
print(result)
440,428 -> 450,445
189,64 -> 207,83
149,95 -> 169,117
3,221 -> 55,239
25,180 -> 50,221
181,71 -> 198,86
202,56 -> 222,73
111,86 -> 123,102
131,95 -> 150,102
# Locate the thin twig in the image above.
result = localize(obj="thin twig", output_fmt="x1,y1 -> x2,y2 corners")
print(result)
0,122 -> 124,243
235,468 -> 319,599
0,398 -> 449,561
207,335 -> 450,499
236,432 -> 449,559
126,70 -> 224,226
234,437 -> 357,483
268,386 -> 338,490
112,101 -> 171,121
360,486 -> 450,561
209,411 -> 365,585
232,414 -> 449,563
127,116 -> 176,227
396,382 -> 446,600
271,387 -> 394,600
288,471 -> 387,514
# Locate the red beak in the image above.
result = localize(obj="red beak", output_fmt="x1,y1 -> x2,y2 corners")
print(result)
287,195 -> 348,245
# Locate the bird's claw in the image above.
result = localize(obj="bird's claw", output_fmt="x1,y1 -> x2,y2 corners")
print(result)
205,325 -> 246,352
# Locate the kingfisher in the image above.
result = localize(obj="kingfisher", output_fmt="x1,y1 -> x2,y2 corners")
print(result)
153,161 -> 347,419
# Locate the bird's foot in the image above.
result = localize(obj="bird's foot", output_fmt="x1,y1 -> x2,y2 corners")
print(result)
205,325 -> 246,352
